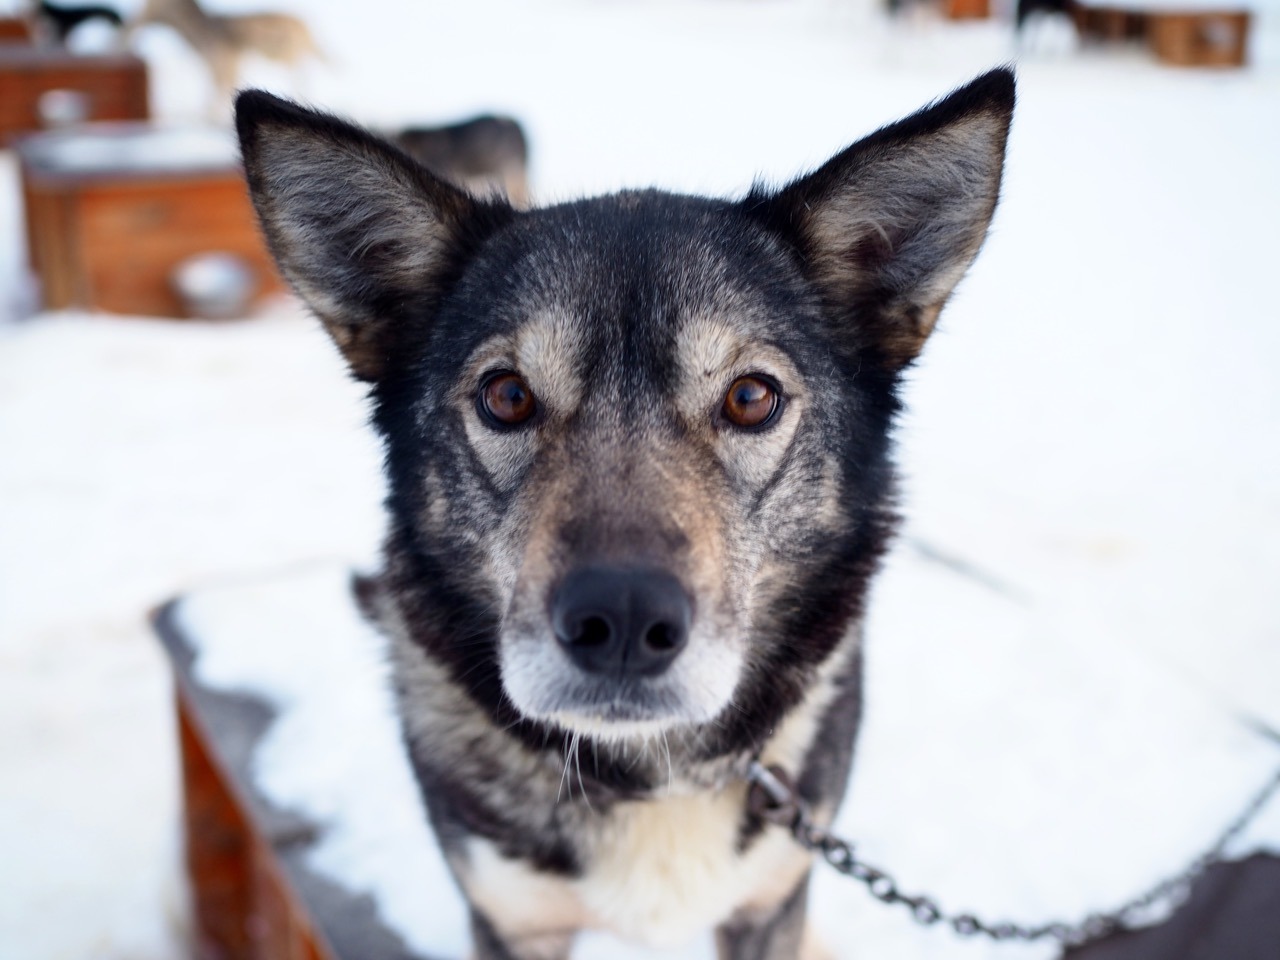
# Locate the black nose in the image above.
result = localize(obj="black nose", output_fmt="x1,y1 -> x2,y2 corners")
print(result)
551,567 -> 692,677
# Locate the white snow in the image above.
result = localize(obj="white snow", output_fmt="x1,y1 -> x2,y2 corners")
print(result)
3,0 -> 1280,957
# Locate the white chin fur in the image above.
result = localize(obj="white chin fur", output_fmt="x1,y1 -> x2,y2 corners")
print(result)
546,714 -> 682,743
499,632 -> 743,741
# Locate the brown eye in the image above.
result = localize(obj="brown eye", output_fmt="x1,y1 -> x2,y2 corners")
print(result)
479,372 -> 537,426
721,375 -> 779,429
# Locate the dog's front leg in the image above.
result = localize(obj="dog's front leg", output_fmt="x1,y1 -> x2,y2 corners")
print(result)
470,908 -> 574,960
715,872 -> 814,960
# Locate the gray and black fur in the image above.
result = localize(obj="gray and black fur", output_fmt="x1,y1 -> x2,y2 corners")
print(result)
236,69 -> 1014,959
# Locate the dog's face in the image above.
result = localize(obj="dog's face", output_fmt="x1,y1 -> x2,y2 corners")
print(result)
236,72 -> 1013,749
424,195 -> 853,739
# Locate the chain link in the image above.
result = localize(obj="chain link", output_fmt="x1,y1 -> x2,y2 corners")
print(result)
746,760 -> 1280,947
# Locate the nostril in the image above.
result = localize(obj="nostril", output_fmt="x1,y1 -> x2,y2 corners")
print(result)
643,621 -> 680,652
574,615 -> 611,647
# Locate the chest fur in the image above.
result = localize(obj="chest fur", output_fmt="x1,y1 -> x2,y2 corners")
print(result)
452,650 -> 850,948
460,784 -> 811,949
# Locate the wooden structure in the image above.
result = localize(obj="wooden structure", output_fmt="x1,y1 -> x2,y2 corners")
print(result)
0,47 -> 148,141
16,123 -> 284,318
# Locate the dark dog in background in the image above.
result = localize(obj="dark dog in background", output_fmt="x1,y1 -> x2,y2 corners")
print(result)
394,115 -> 530,209
1016,0 -> 1079,41
235,70 -> 1014,959
32,0 -> 123,43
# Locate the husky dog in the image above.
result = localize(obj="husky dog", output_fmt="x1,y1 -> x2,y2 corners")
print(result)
236,69 -> 1014,959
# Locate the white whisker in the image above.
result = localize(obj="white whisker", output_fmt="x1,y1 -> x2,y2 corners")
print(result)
556,735 -> 573,804
661,729 -> 673,794
573,733 -> 592,812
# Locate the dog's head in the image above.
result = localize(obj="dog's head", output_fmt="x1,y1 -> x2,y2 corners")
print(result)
237,72 -> 1013,749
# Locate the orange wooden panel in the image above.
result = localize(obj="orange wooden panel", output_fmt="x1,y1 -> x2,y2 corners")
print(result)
179,692 -> 256,960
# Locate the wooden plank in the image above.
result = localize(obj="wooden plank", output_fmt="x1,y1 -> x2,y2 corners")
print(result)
179,682 -> 339,960
179,691 -> 256,959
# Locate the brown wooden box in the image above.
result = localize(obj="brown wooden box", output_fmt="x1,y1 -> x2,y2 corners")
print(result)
0,47 -> 147,141
1149,10 -> 1250,66
17,124 -> 284,318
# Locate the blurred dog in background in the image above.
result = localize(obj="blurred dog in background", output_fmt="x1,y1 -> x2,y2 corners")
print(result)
394,115 -> 530,208
31,0 -> 124,44
130,0 -> 324,109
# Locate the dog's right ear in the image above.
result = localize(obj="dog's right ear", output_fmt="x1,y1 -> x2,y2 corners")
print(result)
235,91 -> 513,381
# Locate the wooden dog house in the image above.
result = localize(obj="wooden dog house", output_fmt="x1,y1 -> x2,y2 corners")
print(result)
17,123 -> 284,318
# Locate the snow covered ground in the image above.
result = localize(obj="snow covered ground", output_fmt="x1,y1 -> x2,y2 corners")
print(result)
2,0 -> 1279,957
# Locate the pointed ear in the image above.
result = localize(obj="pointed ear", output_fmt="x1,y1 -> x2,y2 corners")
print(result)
746,69 -> 1014,369
235,91 -> 513,381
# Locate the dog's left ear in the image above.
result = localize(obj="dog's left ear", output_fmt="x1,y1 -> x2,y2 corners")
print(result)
747,68 -> 1014,369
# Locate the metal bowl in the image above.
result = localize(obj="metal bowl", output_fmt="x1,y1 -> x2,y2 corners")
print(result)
171,252 -> 257,320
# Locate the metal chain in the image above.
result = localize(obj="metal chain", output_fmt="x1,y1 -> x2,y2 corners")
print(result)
746,760 -> 1280,948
